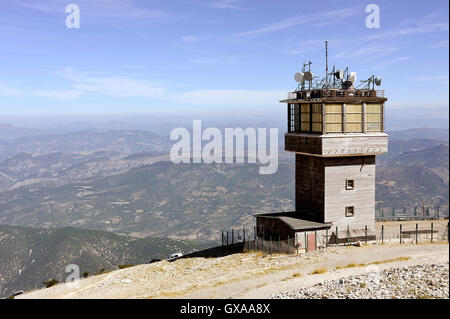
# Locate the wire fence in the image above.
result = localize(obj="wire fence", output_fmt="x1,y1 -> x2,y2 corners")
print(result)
376,206 -> 446,221
221,221 -> 449,255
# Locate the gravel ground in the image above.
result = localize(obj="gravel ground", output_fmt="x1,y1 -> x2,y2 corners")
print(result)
272,262 -> 449,299
18,244 -> 448,299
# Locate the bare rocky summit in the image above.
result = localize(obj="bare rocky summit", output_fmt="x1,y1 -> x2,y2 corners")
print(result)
272,262 -> 449,299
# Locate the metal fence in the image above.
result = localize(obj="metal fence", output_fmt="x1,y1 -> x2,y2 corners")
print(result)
376,206 -> 446,221
222,221 -> 449,255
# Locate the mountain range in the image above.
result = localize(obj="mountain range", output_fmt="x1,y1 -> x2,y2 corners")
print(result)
0,224 -> 200,298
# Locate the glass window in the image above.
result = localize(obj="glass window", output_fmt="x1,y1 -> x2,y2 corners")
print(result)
345,104 -> 363,133
311,104 -> 323,133
300,104 -> 310,132
346,179 -> 355,190
366,103 -> 383,132
325,104 -> 343,133
345,206 -> 355,217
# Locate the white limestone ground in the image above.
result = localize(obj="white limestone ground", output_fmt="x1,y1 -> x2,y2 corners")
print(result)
17,243 -> 449,299
272,263 -> 449,299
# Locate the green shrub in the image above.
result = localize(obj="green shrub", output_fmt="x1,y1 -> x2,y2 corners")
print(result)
118,264 -> 134,269
43,279 -> 58,288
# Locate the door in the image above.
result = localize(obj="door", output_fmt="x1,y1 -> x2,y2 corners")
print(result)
308,233 -> 316,251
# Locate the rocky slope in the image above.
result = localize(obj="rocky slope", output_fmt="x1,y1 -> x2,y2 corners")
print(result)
0,225 -> 201,298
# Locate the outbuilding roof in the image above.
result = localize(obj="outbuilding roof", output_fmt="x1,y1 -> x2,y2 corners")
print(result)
255,211 -> 332,231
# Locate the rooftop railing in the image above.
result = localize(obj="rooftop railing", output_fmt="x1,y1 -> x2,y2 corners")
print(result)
287,89 -> 384,99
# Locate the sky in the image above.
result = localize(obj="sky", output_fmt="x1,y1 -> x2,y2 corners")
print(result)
0,0 -> 448,122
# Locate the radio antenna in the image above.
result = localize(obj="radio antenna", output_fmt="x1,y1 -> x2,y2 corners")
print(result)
325,41 -> 328,88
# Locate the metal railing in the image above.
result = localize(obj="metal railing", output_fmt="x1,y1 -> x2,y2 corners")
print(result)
222,221 -> 449,255
287,89 -> 384,100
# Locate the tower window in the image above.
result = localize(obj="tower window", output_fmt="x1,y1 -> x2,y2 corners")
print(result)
345,206 -> 355,217
346,179 -> 355,190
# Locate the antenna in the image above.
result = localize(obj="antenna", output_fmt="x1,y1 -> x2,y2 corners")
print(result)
294,72 -> 304,82
348,72 -> 357,83
290,43 -> 383,92
374,76 -> 382,86
356,75 -> 382,89
325,41 -> 328,88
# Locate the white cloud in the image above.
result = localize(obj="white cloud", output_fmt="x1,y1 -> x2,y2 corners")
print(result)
0,82 -> 21,96
410,75 -> 449,83
34,90 -> 83,100
430,40 -> 449,48
55,68 -> 168,98
231,7 -> 359,38
172,89 -> 285,106
332,45 -> 399,59
181,35 -> 199,43
209,0 -> 244,10
190,56 -> 236,65
15,0 -> 167,19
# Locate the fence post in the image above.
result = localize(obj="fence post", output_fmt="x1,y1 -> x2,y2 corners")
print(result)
415,223 -> 418,244
381,225 -> 384,244
381,207 -> 384,219
221,230 -> 224,246
232,229 -> 234,245
437,207 -> 440,220
278,236 -> 281,254
254,226 -> 256,240
392,208 -> 395,218
227,231 -> 229,246
305,232 -> 308,253
431,223 -> 433,243
365,225 -> 368,244
336,226 -> 339,247
287,235 -> 290,254
243,227 -> 246,244
326,229 -> 329,247
270,236 -> 272,255
315,230 -> 317,250
347,225 -> 350,245
400,224 -> 402,244
414,206 -> 417,217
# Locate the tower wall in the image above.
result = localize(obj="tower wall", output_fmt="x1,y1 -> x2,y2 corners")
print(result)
323,156 -> 376,230
295,154 -> 376,230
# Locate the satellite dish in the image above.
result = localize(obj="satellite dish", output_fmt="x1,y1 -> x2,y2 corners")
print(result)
304,71 -> 314,81
348,72 -> 357,83
335,69 -> 344,79
375,76 -> 382,86
294,72 -> 304,82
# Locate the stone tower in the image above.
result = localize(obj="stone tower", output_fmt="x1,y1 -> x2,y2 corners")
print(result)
280,58 -> 388,232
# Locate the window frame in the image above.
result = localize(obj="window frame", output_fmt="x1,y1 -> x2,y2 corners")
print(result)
346,179 -> 355,190
345,206 -> 355,217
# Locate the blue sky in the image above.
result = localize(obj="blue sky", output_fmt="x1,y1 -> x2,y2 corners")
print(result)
0,0 -> 448,118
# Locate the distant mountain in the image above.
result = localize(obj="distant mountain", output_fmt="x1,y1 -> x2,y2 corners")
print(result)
0,151 -> 169,192
0,127 -> 447,241
0,225 -> 200,298
376,143 -> 449,211
0,123 -> 42,141
0,160 -> 295,240
387,128 -> 449,141
0,130 -> 170,161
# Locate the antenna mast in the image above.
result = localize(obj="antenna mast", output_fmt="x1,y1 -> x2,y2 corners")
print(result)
325,41 -> 328,88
